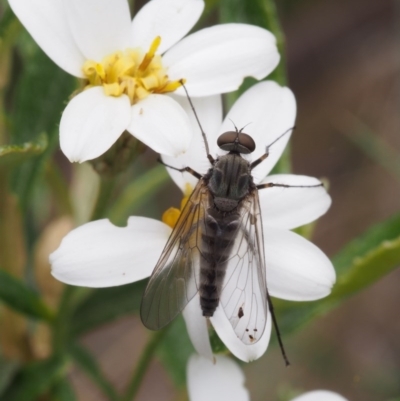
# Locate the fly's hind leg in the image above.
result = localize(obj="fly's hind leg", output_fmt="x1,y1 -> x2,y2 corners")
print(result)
256,182 -> 324,190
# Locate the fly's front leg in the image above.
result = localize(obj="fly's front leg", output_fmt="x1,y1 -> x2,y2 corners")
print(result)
256,182 -> 324,190
250,127 -> 295,170
158,158 -> 203,180
179,80 -> 215,166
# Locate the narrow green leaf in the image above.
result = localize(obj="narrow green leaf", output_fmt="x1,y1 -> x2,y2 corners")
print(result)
157,316 -> 194,387
0,268 -> 54,321
333,213 -> 400,276
0,133 -> 47,168
1,356 -> 68,401
70,280 -> 146,337
69,343 -> 118,401
108,164 -> 170,226
275,213 -> 400,335
0,358 -> 20,396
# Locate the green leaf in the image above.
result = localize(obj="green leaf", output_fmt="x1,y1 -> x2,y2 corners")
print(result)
108,164 -> 170,226
51,379 -> 77,401
331,232 -> 400,299
0,268 -> 54,321
70,280 -> 146,337
1,356 -> 68,401
9,39 -> 76,207
0,133 -> 47,168
275,213 -> 400,336
0,358 -> 20,396
69,343 -> 118,401
333,212 -> 400,276
157,316 -> 194,387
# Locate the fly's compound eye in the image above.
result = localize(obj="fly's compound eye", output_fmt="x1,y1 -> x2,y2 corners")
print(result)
217,131 -> 256,154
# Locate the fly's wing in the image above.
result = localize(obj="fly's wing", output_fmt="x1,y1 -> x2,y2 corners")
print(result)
141,180 -> 209,330
219,189 -> 268,344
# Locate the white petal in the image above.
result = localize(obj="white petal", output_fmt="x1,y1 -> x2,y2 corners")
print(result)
64,0 -> 131,60
259,175 -> 331,230
60,87 -> 131,163
183,295 -> 213,361
219,81 -> 296,183
264,227 -> 336,301
210,307 -> 272,362
292,391 -> 349,401
131,0 -> 204,54
163,24 -> 279,97
187,354 -> 250,401
9,0 -> 84,77
50,217 -> 171,287
162,94 -> 222,191
128,94 -> 192,157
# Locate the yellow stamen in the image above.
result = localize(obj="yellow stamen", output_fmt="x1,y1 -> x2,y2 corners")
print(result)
139,36 -> 161,72
82,36 -> 184,104
162,207 -> 181,229
162,184 -> 193,229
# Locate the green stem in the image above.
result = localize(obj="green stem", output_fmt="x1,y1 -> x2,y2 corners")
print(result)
122,329 -> 168,401
52,286 -> 76,355
262,0 -> 287,85
90,176 -> 115,221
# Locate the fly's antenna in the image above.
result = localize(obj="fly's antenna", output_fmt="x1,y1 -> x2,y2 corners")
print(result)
239,122 -> 252,133
179,80 -> 213,163
228,118 -> 239,132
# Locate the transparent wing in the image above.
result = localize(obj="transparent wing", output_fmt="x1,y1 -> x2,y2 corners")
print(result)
219,189 -> 268,344
140,180 -> 210,330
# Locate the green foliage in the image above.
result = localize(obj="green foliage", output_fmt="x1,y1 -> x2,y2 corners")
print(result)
8,36 -> 75,207
0,358 -> 20,397
70,281 -> 146,337
51,379 -> 77,401
1,356 -> 68,401
108,164 -> 170,226
0,269 -> 54,321
275,212 -> 400,335
157,316 -> 195,387
0,133 -> 47,168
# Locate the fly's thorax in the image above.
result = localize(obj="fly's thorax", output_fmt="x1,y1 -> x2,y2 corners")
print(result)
207,153 -> 253,212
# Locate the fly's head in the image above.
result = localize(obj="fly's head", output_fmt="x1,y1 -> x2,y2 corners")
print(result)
217,130 -> 256,155
208,128 -> 256,212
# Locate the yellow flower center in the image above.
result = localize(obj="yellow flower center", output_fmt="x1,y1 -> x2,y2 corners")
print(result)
162,184 -> 193,229
82,37 -> 183,104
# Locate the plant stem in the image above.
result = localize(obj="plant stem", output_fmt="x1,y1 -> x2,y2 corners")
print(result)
90,176 -> 115,221
52,285 -> 76,355
122,329 -> 168,401
262,0 -> 287,86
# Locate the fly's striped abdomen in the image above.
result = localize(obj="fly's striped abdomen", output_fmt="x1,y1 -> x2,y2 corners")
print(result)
199,209 -> 241,316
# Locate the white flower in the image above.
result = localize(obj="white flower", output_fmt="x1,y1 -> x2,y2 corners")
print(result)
187,354 -> 349,401
9,0 -> 280,162
50,81 -> 335,362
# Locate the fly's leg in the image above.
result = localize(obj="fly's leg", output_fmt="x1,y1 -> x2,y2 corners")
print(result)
256,182 -> 323,190
158,158 -> 203,180
179,80 -> 215,165
239,222 -> 290,366
267,291 -> 290,367
250,126 -> 295,170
